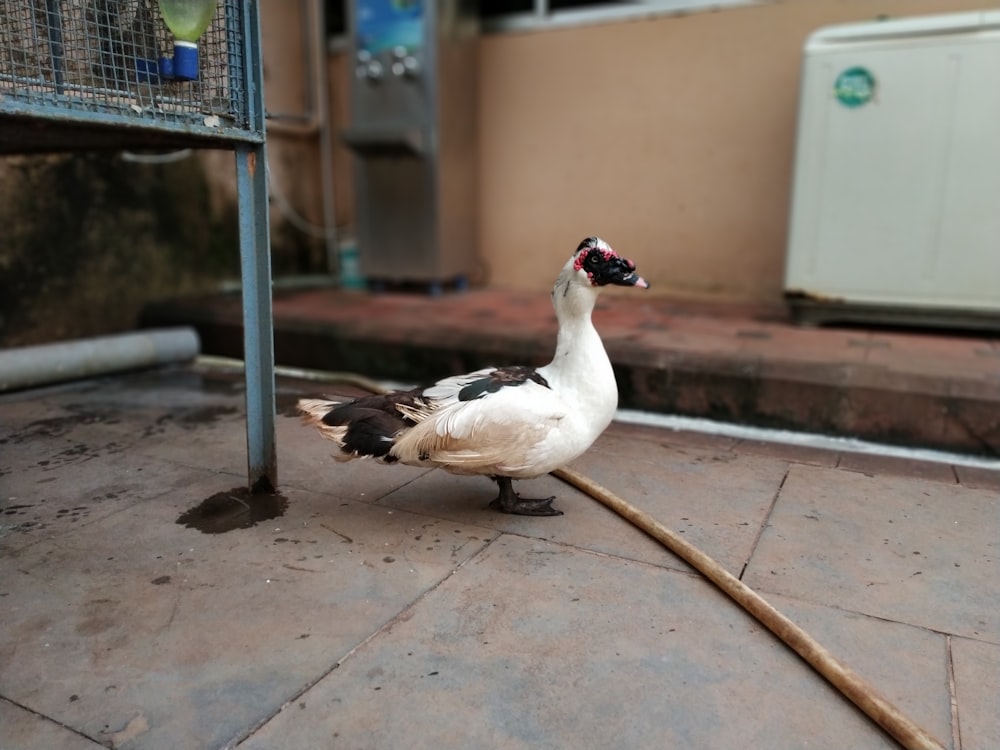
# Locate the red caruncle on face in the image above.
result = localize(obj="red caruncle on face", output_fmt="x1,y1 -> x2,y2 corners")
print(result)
574,246 -> 618,285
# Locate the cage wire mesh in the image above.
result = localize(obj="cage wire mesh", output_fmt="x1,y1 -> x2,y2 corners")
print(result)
0,0 -> 246,129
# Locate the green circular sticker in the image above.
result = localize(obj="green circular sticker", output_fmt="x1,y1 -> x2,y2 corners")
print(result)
834,67 -> 875,108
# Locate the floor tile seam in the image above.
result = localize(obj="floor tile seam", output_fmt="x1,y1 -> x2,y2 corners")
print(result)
946,636 -> 963,750
950,465 -> 961,486
738,466 -> 790,581
830,462 -> 962,487
277,476 -> 389,505
362,468 -> 446,505
355,491 -> 513,532
0,693 -> 104,748
279,467 -> 436,506
730,439 -> 841,467
485,528 -> 707,580
740,580 -> 987,642
227,535 -> 503,749
948,632 -> 1000,648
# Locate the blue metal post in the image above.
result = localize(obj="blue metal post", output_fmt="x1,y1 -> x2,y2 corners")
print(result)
236,1 -> 276,491
235,144 -> 276,491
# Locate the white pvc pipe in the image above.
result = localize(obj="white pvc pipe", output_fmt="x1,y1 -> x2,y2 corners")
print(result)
0,328 -> 200,392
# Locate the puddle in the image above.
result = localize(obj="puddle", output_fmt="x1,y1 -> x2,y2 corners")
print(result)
176,486 -> 288,534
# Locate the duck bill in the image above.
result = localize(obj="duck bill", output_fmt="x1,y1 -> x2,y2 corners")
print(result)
616,271 -> 650,289
629,273 -> 650,289
612,254 -> 650,289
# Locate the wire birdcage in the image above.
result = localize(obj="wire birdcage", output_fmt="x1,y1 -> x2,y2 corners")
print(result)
0,0 -> 257,152
0,0 -> 276,490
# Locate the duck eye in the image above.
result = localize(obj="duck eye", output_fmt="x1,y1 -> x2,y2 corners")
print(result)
585,252 -> 600,267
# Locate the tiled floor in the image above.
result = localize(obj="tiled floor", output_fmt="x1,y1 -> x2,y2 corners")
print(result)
1,366 -> 997,749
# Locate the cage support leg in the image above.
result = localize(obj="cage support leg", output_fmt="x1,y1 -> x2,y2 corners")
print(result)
236,143 -> 277,491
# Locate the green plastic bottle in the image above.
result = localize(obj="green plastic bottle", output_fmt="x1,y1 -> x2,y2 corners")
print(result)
157,0 -> 217,80
158,0 -> 217,42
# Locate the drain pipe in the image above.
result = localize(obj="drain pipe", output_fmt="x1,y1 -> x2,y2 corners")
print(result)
0,328 -> 200,392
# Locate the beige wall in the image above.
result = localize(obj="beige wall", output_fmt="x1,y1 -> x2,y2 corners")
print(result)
257,0 -> 991,299
476,0 -> 991,301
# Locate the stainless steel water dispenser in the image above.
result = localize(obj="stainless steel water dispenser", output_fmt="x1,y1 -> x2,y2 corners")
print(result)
343,0 -> 478,288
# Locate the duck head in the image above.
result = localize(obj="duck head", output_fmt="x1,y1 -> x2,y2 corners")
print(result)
572,237 -> 650,290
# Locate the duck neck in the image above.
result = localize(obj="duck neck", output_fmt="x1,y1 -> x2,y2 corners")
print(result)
541,276 -> 612,388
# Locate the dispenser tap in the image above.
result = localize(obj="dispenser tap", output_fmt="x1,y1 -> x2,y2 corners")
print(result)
391,45 -> 420,79
355,49 -> 383,82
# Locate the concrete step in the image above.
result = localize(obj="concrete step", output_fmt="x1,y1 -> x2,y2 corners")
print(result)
141,286 -> 1000,456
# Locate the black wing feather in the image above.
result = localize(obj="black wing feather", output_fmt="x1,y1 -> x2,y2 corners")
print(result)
458,366 -> 550,402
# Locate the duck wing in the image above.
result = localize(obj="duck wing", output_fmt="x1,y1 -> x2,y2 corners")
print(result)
416,365 -> 546,402
390,366 -> 569,475
298,366 -> 553,466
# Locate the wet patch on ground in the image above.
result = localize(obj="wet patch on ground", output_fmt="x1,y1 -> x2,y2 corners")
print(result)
177,486 -> 288,534
0,408 -> 122,445
1,499 -> 92,536
142,405 -> 241,437
32,440 -> 126,470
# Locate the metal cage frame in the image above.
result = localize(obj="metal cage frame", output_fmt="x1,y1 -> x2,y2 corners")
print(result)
0,0 -> 277,490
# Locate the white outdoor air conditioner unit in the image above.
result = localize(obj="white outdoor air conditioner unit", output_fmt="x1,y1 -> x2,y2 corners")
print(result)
784,11 -> 1000,329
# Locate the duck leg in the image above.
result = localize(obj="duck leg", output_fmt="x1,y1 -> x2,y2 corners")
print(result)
489,476 -> 563,517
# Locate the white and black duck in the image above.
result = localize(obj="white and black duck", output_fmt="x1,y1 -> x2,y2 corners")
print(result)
298,236 -> 649,516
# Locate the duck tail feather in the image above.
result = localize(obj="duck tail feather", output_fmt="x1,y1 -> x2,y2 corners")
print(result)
297,398 -> 343,426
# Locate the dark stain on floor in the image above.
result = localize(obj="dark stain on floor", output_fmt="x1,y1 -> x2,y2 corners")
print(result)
177,486 -> 288,534
142,405 -> 240,437
1,410 -> 120,444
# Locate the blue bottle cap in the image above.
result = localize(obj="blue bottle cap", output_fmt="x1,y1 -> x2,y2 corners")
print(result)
172,41 -> 199,81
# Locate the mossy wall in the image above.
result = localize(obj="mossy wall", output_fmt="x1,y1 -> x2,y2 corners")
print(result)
0,151 -> 240,347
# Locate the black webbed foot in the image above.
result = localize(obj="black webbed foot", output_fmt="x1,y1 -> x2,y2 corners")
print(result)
490,476 -> 563,517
